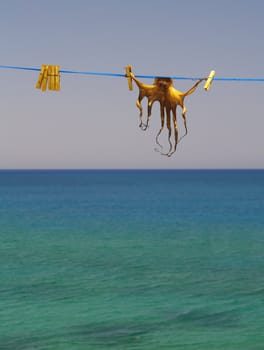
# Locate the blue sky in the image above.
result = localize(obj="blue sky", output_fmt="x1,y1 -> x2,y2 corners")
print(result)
0,0 -> 263,169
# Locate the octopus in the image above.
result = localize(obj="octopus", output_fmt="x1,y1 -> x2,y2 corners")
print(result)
129,72 -> 205,157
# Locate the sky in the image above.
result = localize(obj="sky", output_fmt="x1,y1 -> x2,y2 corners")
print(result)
0,0 -> 263,169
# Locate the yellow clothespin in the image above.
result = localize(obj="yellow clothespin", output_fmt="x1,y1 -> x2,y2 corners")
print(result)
54,65 -> 60,91
36,64 -> 47,90
125,65 -> 133,91
48,65 -> 55,90
49,65 -> 60,91
41,65 -> 49,92
204,70 -> 216,91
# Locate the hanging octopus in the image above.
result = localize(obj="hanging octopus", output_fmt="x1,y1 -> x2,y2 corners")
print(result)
128,70 -> 206,157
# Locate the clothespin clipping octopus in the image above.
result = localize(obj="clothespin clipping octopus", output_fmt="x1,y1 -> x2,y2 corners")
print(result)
204,70 -> 215,91
126,65 -> 216,157
36,64 -> 60,92
125,65 -> 133,91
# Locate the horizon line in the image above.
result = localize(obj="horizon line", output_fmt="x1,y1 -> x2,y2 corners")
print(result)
0,168 -> 263,171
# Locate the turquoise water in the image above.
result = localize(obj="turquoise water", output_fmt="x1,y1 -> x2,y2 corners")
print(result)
0,170 -> 264,349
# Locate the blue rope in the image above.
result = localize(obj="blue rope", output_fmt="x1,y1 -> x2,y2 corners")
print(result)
0,65 -> 40,72
59,69 -> 125,77
1,64 -> 264,82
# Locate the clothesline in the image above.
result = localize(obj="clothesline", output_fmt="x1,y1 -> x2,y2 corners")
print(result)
1,64 -> 264,82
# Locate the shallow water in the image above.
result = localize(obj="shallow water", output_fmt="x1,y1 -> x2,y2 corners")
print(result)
1,170 -> 264,349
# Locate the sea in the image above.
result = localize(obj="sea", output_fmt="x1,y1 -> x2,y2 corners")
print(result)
0,169 -> 264,350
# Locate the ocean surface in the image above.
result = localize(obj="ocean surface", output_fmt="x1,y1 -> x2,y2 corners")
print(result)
0,169 -> 264,350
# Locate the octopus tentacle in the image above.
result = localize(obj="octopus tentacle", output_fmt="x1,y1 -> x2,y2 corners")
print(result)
177,105 -> 188,144
155,104 -> 165,150
168,109 -> 179,157
166,110 -> 173,156
158,107 -> 173,157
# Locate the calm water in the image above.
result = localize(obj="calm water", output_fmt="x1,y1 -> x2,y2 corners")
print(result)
0,170 -> 264,350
